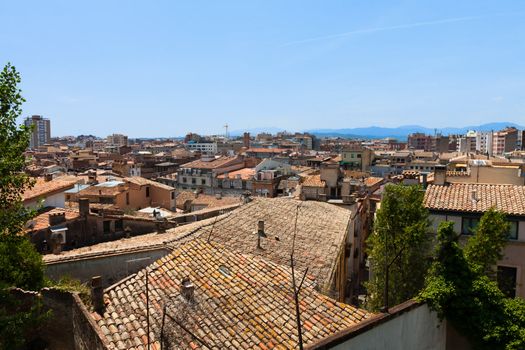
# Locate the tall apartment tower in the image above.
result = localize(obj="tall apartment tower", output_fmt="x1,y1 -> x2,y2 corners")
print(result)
24,115 -> 51,148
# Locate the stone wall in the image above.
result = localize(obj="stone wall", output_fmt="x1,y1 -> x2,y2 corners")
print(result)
8,288 -> 108,350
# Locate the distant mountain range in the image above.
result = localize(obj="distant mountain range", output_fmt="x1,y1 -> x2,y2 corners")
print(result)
230,122 -> 524,140
306,122 -> 524,139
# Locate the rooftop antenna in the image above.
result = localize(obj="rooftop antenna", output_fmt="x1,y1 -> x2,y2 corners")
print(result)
224,123 -> 229,139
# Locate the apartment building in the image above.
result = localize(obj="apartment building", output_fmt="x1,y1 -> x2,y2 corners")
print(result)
76,177 -> 176,211
340,145 -> 374,171
24,115 -> 51,148
492,127 -> 518,155
184,141 -> 217,154
424,183 -> 525,299
177,155 -> 245,191
106,134 -> 128,147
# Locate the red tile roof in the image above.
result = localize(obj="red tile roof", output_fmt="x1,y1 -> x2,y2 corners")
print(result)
246,148 -> 288,153
216,168 -> 256,180
27,207 -> 80,232
302,174 -> 326,188
23,176 -> 78,202
424,183 -> 525,216
180,156 -> 242,170
93,239 -> 371,349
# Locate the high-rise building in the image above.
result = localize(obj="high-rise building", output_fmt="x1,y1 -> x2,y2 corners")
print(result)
476,131 -> 493,155
24,115 -> 51,148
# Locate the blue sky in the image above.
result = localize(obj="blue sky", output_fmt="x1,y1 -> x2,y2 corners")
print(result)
2,0 -> 525,137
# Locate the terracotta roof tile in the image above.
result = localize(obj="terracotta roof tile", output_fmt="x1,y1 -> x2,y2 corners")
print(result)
125,177 -> 175,190
23,176 -> 78,202
424,183 -> 525,216
302,175 -> 325,188
217,168 -> 256,180
27,207 -> 80,232
184,198 -> 351,292
94,239 -> 371,349
180,156 -> 242,170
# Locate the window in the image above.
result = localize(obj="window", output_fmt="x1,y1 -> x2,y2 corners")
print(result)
126,192 -> 130,205
171,191 -> 175,200
115,219 -> 123,231
182,177 -> 187,183
192,178 -> 196,184
103,220 -> 111,234
357,154 -> 362,158
145,186 -> 150,197
461,217 -> 479,235
497,266 -> 517,298
100,197 -> 114,204
508,221 -> 519,240
201,179 -> 206,185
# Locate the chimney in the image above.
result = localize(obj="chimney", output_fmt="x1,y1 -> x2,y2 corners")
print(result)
87,170 -> 98,185
421,173 -> 428,189
44,173 -> 53,182
215,193 -> 222,200
434,165 -> 447,186
257,220 -> 267,249
180,277 -> 195,303
49,211 -> 66,226
91,276 -> 105,313
79,198 -> 90,217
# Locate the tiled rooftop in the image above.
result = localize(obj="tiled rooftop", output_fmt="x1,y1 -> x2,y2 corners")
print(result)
302,175 -> 325,188
27,207 -> 80,232
23,176 -> 79,202
189,198 -> 351,292
176,191 -> 240,210
125,177 -> 174,191
180,156 -> 241,170
216,168 -> 256,180
92,239 -> 371,349
363,177 -> 383,188
42,217 -> 218,264
424,183 -> 525,216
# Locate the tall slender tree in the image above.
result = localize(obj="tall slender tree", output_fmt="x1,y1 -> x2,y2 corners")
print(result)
0,63 -> 46,349
365,184 -> 431,311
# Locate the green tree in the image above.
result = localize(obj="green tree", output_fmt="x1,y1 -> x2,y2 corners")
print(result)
0,63 -> 46,349
464,208 -> 510,278
420,221 -> 525,350
365,184 -> 431,311
0,63 -> 35,236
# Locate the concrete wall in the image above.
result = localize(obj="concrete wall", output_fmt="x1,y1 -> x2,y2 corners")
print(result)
25,191 -> 67,209
447,166 -> 524,185
309,303 -> 446,350
45,248 -> 169,287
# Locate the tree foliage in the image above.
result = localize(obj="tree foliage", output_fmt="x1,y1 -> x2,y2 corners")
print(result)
464,208 -> 510,278
0,63 -> 35,236
420,218 -> 525,350
0,63 -> 47,350
365,184 -> 431,311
